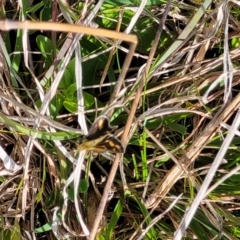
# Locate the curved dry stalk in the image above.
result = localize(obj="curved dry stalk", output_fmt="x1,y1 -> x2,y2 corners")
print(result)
145,92 -> 240,209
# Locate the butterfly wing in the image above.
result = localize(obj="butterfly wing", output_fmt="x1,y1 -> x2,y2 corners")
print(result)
77,134 -> 124,153
94,134 -> 124,153
85,115 -> 117,140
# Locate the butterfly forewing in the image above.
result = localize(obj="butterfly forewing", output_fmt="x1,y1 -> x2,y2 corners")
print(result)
85,115 -> 116,140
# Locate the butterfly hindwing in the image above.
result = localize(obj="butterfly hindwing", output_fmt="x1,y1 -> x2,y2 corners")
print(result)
94,134 -> 124,153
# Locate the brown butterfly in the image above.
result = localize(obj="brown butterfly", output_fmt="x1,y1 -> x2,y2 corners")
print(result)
77,115 -> 124,153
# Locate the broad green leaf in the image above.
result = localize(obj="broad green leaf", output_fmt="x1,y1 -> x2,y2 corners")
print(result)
36,35 -> 54,67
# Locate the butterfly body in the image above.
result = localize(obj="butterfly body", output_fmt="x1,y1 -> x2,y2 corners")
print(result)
77,115 -> 124,153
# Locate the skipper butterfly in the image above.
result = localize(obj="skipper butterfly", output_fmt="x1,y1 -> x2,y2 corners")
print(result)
77,115 -> 124,153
